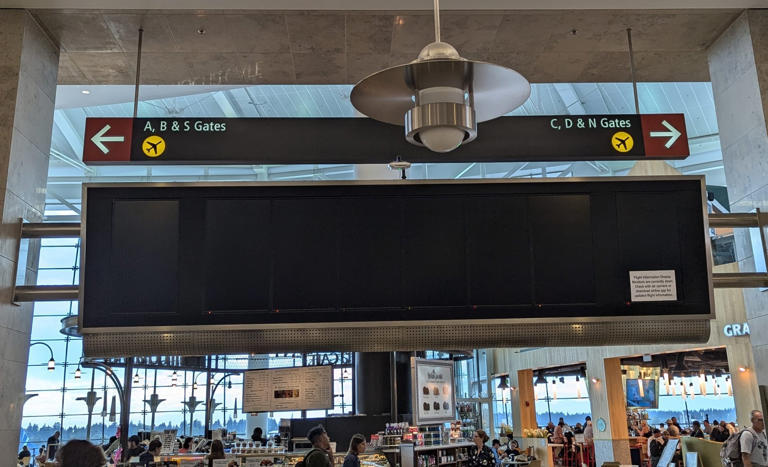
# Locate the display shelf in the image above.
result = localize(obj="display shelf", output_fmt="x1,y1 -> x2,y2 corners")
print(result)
413,443 -> 474,452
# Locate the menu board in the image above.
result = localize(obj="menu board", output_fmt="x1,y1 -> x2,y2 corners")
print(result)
411,358 -> 456,425
243,365 -> 333,413
159,429 -> 178,455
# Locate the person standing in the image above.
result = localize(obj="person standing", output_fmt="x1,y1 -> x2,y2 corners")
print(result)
553,421 -> 565,444
343,434 -> 366,467
468,430 -> 494,467
711,422 -> 729,443
252,428 -> 267,445
584,421 -> 594,445
305,425 -> 335,467
46,432 -> 60,460
741,410 -> 768,467
649,429 -> 666,467
665,420 -> 680,437
19,445 -> 31,461
640,420 -> 652,437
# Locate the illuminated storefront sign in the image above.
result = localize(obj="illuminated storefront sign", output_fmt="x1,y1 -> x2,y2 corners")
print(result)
723,322 -> 751,337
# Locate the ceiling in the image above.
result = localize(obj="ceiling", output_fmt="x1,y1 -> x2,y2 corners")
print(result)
9,0 -> 767,9
32,8 -> 743,85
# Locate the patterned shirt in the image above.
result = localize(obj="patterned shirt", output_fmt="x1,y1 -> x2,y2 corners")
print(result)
469,446 -> 496,467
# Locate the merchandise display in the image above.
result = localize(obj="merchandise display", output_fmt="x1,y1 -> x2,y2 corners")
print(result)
456,403 -> 480,440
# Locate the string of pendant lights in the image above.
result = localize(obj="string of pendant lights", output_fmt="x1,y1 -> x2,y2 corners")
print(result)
531,366 -> 737,402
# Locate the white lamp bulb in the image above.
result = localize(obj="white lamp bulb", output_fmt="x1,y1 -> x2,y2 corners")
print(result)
416,86 -> 467,153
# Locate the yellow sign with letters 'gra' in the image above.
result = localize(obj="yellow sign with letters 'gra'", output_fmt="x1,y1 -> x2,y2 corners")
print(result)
612,131 -> 634,153
142,135 -> 166,158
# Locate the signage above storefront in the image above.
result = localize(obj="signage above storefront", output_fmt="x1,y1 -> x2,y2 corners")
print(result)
723,322 -> 751,337
82,114 -> 689,165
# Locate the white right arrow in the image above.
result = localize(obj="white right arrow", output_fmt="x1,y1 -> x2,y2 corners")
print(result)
650,120 -> 682,149
91,124 -> 125,154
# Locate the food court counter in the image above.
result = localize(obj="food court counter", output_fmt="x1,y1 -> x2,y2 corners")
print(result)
148,450 -> 390,467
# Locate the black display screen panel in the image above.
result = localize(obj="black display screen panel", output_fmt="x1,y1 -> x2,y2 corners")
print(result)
80,178 -> 712,330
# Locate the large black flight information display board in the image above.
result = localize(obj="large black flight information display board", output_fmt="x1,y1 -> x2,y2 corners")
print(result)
79,178 -> 712,332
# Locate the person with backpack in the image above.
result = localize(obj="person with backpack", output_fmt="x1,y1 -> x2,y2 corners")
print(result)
740,411 -> 767,467
302,425 -> 335,467
721,411 -> 767,467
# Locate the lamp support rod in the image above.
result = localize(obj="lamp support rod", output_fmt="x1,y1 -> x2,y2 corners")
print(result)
29,341 -> 54,360
433,0 -> 441,43
133,27 -> 144,119
627,28 -> 640,115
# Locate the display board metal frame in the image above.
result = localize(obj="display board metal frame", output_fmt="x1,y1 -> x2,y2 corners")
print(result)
77,176 -> 715,356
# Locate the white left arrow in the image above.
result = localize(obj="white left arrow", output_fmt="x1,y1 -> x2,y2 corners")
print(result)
91,124 -> 125,154
650,120 -> 682,149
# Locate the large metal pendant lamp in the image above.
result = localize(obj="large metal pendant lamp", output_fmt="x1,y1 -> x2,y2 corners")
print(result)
351,0 -> 531,153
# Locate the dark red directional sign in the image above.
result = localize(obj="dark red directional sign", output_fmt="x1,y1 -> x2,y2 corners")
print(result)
641,114 -> 689,157
83,118 -> 134,162
82,114 -> 689,164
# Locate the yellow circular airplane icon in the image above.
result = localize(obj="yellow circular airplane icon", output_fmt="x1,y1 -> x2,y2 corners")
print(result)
611,131 -> 633,153
142,135 -> 166,157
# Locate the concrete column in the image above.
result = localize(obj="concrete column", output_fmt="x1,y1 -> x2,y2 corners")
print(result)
583,356 -> 617,467
708,10 -> 768,390
603,358 -> 631,465
0,10 -> 58,456
355,352 -> 391,415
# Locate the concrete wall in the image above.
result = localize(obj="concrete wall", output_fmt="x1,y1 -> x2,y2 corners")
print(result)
0,10 -> 58,460
708,9 -> 768,391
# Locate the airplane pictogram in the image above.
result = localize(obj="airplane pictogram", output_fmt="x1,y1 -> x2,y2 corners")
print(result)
142,135 -> 166,158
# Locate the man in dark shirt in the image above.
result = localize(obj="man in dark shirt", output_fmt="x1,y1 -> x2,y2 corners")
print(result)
649,429 -> 666,467
305,425 -> 334,467
46,432 -> 60,460
126,435 -> 147,459
139,439 -> 162,466
18,445 -> 31,460
690,421 -> 705,438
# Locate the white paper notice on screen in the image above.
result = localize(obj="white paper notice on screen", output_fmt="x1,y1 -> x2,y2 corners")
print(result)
629,270 -> 677,302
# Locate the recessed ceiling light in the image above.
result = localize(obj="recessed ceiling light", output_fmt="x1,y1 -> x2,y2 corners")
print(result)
81,90 -> 91,95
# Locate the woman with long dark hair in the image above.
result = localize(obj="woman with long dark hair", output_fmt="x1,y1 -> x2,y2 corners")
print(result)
207,440 -> 226,467
343,434 -> 366,467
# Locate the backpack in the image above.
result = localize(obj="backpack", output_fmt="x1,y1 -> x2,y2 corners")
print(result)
295,448 -> 325,467
721,428 -> 757,467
